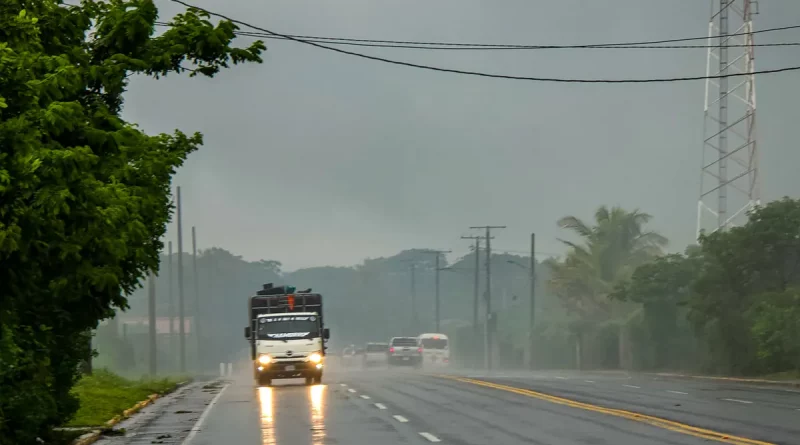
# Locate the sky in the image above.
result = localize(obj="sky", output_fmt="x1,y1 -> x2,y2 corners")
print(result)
124,0 -> 800,271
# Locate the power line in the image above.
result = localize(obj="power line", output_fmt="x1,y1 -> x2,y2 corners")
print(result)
169,0 -> 800,83
156,22 -> 800,50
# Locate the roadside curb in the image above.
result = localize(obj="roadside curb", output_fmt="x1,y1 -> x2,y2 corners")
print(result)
70,380 -> 192,445
652,372 -> 800,388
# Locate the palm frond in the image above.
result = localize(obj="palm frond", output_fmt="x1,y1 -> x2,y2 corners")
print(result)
557,215 -> 593,238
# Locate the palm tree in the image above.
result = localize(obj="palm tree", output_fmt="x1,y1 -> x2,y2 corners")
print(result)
549,206 -> 668,369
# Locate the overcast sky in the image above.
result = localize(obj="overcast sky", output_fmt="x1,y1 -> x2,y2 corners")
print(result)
124,0 -> 800,271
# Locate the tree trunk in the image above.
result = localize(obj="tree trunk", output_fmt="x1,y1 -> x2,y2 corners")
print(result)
79,331 -> 93,375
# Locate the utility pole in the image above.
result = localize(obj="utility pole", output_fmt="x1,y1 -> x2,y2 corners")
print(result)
192,226 -> 201,372
470,225 -> 506,371
410,263 -> 417,335
529,233 -> 536,370
461,235 -> 491,337
401,259 -> 420,335
148,269 -> 157,377
167,241 -> 175,369
176,186 -> 186,373
420,249 -> 452,332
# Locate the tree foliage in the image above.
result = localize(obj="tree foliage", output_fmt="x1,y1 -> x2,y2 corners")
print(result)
689,197 -> 800,374
613,198 -> 800,375
548,206 -> 667,368
0,0 -> 263,442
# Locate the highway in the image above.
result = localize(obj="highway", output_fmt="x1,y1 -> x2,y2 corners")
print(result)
94,365 -> 800,445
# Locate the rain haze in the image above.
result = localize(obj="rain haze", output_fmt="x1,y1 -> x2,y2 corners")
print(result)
6,1 -> 800,444
126,0 -> 800,271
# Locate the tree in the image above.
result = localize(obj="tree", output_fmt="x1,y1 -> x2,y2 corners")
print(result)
611,249 -> 702,369
0,1 -> 263,442
689,197 -> 800,374
549,206 -> 667,368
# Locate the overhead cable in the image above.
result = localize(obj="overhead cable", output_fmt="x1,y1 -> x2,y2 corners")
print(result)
169,0 -> 800,84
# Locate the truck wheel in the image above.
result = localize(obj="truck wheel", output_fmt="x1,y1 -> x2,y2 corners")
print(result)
258,376 -> 271,386
313,373 -> 322,384
305,376 -> 313,385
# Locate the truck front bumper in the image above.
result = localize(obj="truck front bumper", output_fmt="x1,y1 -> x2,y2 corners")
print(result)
256,360 -> 324,378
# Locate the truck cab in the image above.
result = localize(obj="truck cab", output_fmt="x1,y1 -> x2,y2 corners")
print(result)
244,284 -> 330,386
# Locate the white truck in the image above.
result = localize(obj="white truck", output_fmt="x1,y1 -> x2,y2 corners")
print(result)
244,283 -> 330,386
418,333 -> 450,367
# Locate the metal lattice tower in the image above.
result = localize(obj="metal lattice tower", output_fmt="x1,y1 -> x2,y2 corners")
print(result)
697,0 -> 760,240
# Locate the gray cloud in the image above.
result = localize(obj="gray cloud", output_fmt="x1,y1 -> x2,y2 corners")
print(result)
124,0 -> 800,270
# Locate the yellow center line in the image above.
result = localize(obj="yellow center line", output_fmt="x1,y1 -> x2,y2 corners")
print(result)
436,375 -> 775,445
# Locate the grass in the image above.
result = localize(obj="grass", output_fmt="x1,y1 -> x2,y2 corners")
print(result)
759,370 -> 800,381
66,369 -> 186,427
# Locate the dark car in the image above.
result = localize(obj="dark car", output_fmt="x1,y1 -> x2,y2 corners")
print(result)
387,337 -> 422,367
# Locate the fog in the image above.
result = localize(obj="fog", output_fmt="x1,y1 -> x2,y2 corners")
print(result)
96,0 -> 800,377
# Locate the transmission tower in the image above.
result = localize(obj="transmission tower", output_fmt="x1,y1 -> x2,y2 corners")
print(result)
697,0 -> 760,240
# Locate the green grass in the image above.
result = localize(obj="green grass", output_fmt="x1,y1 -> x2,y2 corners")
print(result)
66,369 -> 186,427
759,370 -> 800,381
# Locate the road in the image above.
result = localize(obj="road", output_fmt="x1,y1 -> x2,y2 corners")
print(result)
94,365 -> 800,445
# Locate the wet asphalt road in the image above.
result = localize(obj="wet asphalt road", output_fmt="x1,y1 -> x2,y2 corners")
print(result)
95,364 -> 800,445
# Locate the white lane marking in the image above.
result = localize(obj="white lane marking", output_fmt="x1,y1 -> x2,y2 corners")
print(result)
555,376 -> 568,380
375,403 -> 387,410
584,380 -> 595,383
419,432 -> 442,442
667,390 -> 689,395
360,394 -> 371,399
340,383 -> 347,387
393,415 -> 409,423
182,383 -> 230,445
722,398 -> 753,404
623,384 -> 641,389
347,388 -> 356,393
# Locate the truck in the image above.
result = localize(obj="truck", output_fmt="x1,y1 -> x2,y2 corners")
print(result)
244,283 -> 330,386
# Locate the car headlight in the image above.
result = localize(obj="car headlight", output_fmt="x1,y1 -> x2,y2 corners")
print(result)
308,352 -> 323,363
257,354 -> 272,365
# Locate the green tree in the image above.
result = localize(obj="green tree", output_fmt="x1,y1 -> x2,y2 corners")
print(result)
549,206 -> 667,368
611,249 -> 702,370
0,1 -> 263,442
690,197 -> 800,374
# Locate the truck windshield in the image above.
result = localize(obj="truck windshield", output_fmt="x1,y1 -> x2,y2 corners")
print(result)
257,315 -> 319,340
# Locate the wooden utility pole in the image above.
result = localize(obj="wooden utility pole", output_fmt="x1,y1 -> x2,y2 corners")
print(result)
469,225 -> 506,371
168,241 -> 175,369
176,186 -> 186,373
529,233 -> 536,370
420,249 -> 452,332
192,226 -> 201,371
148,269 -> 157,376
461,235 -> 491,338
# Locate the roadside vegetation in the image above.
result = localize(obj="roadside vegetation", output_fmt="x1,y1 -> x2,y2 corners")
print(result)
553,198 -> 800,376
67,370 -> 183,427
0,1 -> 264,443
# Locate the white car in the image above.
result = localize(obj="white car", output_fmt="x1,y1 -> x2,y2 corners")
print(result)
362,342 -> 389,368
418,333 -> 450,367
340,345 -> 357,368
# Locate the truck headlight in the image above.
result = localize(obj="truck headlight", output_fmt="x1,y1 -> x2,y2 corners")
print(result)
257,354 -> 272,365
308,352 -> 322,364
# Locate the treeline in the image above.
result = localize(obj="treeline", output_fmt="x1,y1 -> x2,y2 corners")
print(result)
0,1 -> 264,443
548,199 -> 800,376
109,247 -> 551,373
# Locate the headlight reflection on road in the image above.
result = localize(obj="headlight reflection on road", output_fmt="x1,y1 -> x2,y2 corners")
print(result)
258,387 -> 276,445
309,384 -> 326,445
